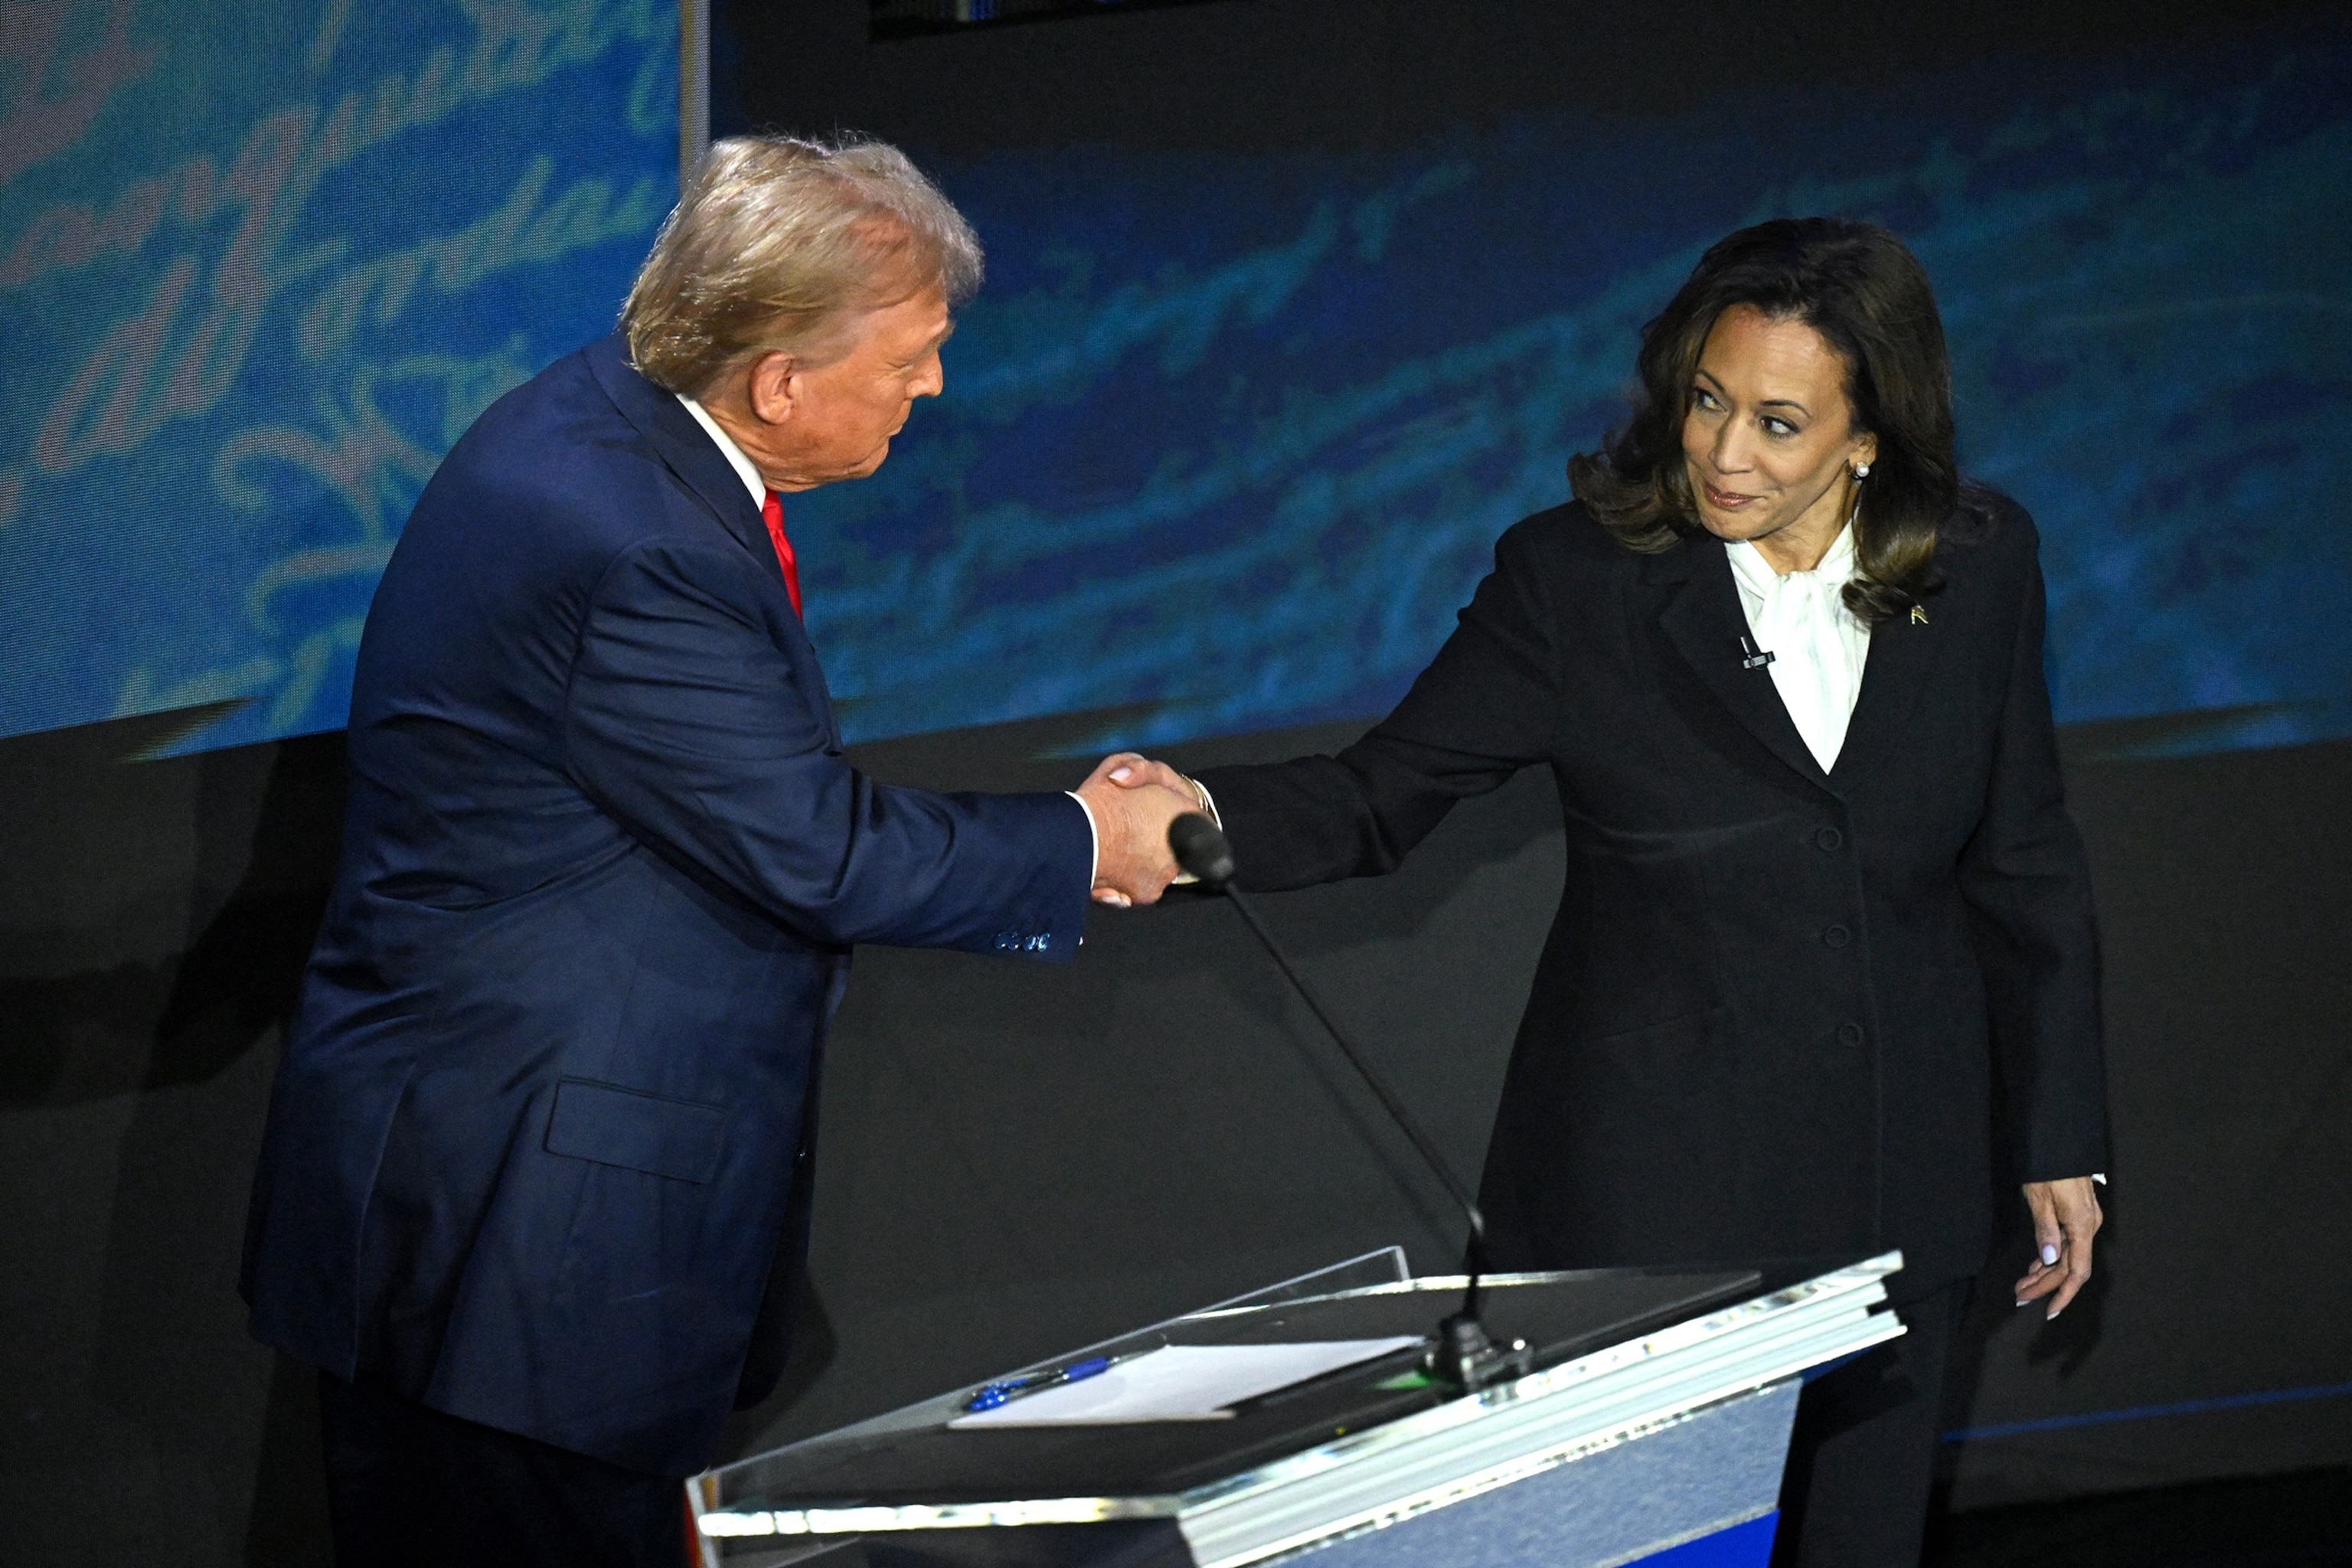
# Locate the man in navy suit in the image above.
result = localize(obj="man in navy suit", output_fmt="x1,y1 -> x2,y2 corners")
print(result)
240,136 -> 1199,1567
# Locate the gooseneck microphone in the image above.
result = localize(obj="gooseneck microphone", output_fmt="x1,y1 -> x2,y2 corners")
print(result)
1167,812 -> 1532,1392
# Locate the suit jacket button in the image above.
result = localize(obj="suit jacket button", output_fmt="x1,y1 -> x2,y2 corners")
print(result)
1822,924 -> 1851,949
1815,827 -> 1844,851
1837,1021 -> 1865,1047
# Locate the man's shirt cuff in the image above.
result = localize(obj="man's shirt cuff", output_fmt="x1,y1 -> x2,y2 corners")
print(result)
1065,790 -> 1099,887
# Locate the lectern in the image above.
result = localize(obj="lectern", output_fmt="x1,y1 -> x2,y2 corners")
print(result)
691,1250 -> 1903,1568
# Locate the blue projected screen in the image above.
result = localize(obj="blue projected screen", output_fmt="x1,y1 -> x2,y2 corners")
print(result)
3,8 -> 2347,760
792,27 -> 2352,757
0,0 -> 676,750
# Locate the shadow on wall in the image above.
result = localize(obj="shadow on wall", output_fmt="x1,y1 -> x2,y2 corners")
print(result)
0,705 -> 343,1109
0,712 -> 346,1563
1936,722 -> 2352,1509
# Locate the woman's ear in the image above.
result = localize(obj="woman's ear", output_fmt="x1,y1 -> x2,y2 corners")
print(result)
1851,432 -> 1880,475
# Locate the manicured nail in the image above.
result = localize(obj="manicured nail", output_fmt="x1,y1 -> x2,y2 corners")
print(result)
1109,766 -> 1132,781
2040,1244 -> 2060,1266
2046,1306 -> 2063,1321
2014,1298 -> 2030,1308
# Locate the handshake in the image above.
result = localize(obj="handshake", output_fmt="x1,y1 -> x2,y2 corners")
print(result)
1073,751 -> 1215,908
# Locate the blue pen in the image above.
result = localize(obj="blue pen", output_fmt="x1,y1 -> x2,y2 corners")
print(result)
963,1345 -> 1153,1413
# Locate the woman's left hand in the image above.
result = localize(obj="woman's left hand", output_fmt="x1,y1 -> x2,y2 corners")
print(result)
2014,1176 -> 2104,1320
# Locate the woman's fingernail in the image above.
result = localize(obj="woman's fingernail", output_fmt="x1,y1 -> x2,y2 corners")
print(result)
1109,766 -> 1132,781
2040,1244 -> 2060,1266
2014,1298 -> 2029,1308
2047,1306 -> 2063,1321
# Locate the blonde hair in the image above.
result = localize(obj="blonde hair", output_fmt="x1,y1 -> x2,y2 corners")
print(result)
621,134 -> 982,397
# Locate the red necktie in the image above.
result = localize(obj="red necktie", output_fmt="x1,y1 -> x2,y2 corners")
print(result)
761,490 -> 802,617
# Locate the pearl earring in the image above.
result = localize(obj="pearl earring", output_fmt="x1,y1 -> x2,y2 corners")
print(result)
1851,462 -> 1871,479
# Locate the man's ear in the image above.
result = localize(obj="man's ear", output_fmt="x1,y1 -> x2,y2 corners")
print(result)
745,351 -> 798,427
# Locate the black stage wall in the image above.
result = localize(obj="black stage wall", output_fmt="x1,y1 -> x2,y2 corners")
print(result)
4,706 -> 2349,1561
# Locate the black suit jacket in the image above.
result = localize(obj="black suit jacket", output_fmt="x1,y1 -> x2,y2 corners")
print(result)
1197,492 -> 2107,1294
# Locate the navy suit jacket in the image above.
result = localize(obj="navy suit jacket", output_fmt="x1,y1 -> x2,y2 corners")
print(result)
241,333 -> 1093,1475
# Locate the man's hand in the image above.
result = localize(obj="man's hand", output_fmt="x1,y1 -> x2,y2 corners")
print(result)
2014,1176 -> 2103,1320
1076,753 -> 1201,907
1096,753 -> 1197,800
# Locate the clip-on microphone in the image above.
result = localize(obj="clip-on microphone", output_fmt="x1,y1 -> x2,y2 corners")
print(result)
1167,813 -> 1534,1393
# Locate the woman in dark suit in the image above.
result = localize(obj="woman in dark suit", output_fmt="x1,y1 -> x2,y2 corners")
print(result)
1129,218 -> 2109,1566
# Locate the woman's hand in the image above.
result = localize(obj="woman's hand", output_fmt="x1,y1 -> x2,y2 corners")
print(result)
2014,1176 -> 2103,1320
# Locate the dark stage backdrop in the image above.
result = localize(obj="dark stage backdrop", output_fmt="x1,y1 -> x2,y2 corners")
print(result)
2,0 -> 2350,1561
4,708 -> 2349,1562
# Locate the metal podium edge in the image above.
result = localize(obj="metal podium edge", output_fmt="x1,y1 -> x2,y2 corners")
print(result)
694,1254 -> 1903,1552
1176,1258 -> 1903,1566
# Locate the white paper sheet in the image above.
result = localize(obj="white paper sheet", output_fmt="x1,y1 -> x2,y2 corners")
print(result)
947,1338 -> 1424,1428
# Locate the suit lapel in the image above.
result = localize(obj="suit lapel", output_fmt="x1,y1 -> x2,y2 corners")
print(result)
582,335 -> 844,750
583,334 -> 776,570
1651,536 -> 1835,792
1830,595 -> 1941,785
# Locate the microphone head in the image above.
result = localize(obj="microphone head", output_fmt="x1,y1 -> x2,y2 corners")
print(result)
1168,812 -> 1235,890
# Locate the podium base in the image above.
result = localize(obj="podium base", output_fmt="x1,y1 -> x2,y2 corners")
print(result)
1282,1380 -> 1795,1568
832,1382 -> 1794,1568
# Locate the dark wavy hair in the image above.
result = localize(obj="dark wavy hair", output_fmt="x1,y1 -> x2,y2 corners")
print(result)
1569,217 -> 1966,622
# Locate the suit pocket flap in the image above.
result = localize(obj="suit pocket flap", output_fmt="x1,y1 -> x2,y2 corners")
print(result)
546,1078 -> 726,1183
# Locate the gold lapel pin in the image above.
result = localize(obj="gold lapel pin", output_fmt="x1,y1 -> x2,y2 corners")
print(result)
1910,605 -> 1929,626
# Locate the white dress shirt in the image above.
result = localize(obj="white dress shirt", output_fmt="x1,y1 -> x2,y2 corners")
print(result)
1725,522 -> 1872,773
678,396 -> 767,506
